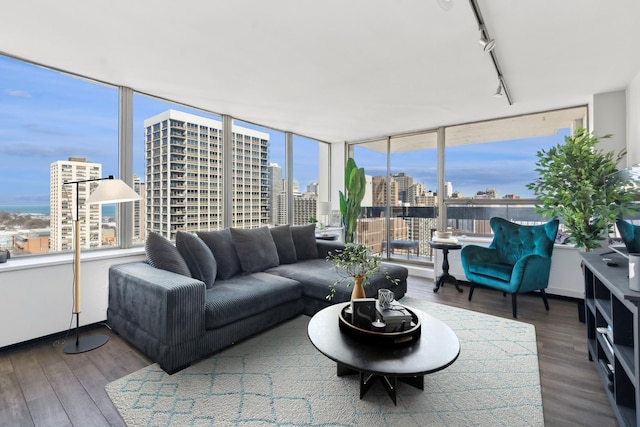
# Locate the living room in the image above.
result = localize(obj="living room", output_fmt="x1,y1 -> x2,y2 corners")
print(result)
1,1 -> 640,426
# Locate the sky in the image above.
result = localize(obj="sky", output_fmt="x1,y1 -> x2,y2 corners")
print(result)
0,54 -> 567,206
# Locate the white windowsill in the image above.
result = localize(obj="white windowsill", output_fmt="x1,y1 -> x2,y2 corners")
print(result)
0,246 -> 146,273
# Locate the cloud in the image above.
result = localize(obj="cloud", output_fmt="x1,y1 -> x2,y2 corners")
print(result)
0,142 -> 104,159
3,89 -> 31,98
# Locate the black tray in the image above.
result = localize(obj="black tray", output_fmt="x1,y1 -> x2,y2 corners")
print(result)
338,304 -> 421,346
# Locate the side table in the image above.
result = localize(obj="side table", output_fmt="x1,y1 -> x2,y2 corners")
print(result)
428,241 -> 463,293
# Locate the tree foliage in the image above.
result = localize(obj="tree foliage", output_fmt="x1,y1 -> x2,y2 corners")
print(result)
526,128 -> 634,250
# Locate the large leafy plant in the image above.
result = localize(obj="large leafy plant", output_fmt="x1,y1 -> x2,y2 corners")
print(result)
526,128 -> 634,250
340,158 -> 366,243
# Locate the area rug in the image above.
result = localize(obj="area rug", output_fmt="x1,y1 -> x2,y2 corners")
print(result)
105,297 -> 543,426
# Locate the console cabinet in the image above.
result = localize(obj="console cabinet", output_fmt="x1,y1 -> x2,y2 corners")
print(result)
582,251 -> 640,427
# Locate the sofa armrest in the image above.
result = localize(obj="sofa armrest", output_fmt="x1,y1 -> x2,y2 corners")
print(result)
108,262 -> 206,345
316,240 -> 345,259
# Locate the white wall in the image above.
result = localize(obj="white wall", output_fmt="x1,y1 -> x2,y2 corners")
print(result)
627,71 -> 640,166
0,249 -> 146,348
592,90 -> 627,163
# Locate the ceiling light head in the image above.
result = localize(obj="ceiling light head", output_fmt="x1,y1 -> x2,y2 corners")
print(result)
494,83 -> 503,98
479,35 -> 495,52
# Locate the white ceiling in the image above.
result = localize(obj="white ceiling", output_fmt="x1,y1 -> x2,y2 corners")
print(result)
1,0 -> 639,144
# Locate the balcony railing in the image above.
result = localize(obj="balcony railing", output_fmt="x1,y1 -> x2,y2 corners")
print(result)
354,199 -> 550,265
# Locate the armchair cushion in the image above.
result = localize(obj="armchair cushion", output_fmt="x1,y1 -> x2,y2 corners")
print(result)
468,262 -> 513,282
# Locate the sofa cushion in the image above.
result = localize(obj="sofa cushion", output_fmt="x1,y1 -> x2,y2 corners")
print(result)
269,225 -> 298,264
176,231 -> 217,289
197,229 -> 242,280
204,272 -> 302,329
230,227 -> 280,274
291,224 -> 319,260
145,231 -> 191,277
468,262 -> 513,282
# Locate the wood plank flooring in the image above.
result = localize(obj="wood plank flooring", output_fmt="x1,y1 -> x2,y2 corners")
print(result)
0,277 -> 617,426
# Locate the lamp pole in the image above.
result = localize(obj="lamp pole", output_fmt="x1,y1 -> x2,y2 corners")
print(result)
63,175 -> 114,354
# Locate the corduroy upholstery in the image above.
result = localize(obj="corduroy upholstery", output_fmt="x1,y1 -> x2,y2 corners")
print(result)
108,238 -> 408,374
460,217 -> 559,318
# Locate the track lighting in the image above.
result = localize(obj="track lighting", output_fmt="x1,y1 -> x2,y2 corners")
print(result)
494,83 -> 503,98
479,35 -> 495,52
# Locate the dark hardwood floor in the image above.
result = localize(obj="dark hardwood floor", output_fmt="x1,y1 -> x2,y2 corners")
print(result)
0,277 -> 617,426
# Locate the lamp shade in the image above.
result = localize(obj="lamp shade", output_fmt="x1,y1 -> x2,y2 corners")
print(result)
318,201 -> 331,216
86,178 -> 140,204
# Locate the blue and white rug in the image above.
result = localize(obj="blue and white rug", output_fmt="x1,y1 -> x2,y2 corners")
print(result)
105,297 -> 543,426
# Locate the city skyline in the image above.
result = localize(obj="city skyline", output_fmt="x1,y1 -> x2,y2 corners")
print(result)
1,54 -> 569,207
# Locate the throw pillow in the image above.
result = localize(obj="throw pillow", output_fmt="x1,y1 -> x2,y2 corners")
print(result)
197,229 -> 242,280
176,231 -> 217,289
230,226 -> 280,274
269,225 -> 297,264
291,224 -> 319,260
145,231 -> 191,277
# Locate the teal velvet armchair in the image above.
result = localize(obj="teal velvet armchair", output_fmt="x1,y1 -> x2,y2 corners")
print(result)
460,217 -> 559,318
616,218 -> 640,253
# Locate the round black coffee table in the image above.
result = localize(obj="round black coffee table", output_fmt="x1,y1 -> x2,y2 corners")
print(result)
307,303 -> 460,405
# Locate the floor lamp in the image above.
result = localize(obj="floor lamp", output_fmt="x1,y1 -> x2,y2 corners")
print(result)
63,175 -> 140,354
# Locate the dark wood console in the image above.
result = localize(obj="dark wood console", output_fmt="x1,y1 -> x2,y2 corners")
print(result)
582,251 -> 640,426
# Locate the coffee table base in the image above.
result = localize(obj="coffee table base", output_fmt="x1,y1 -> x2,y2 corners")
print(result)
337,363 -> 424,405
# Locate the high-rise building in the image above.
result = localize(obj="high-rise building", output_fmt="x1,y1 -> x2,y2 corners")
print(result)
50,157 -> 102,251
268,163 -> 284,225
444,181 -> 453,198
132,175 -> 146,243
144,110 -> 269,239
391,172 -> 413,204
371,176 -> 399,206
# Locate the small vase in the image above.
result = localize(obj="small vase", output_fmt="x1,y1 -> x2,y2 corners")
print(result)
351,275 -> 366,301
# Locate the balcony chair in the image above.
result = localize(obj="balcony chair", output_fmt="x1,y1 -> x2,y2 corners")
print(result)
460,217 -> 559,318
616,218 -> 640,253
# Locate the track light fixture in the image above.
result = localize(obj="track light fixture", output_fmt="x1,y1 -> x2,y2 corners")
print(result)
470,0 -> 513,105
479,34 -> 495,52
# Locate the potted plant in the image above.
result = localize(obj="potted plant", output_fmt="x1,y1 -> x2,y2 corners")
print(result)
340,158 -> 366,244
325,243 -> 397,302
526,127 -> 634,250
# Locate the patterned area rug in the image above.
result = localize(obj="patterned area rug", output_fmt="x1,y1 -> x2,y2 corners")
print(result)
105,297 -> 543,426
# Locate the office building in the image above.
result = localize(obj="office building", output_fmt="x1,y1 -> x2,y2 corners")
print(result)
50,157 -> 102,251
144,110 -> 270,239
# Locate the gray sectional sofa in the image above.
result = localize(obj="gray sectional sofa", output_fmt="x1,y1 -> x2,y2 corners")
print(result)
108,224 -> 408,374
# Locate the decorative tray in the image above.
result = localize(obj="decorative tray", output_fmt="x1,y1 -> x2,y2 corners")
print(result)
338,304 -> 421,346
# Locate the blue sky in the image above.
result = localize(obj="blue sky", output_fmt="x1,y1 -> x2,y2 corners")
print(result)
0,54 -> 566,205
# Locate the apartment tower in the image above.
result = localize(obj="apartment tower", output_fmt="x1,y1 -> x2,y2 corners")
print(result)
144,110 -> 269,240
50,157 -> 102,251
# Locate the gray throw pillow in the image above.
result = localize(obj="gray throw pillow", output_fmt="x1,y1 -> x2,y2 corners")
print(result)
291,224 -> 319,260
230,226 -> 280,274
176,231 -> 217,289
145,231 -> 191,277
269,225 -> 297,264
197,229 -> 242,280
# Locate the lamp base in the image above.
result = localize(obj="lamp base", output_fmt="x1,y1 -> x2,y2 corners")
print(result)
63,334 -> 109,354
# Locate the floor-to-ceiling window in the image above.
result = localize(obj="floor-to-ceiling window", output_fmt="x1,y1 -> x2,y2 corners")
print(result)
0,55 -> 118,256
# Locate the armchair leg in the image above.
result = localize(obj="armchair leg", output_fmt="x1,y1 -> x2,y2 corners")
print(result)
468,283 -> 476,301
512,293 -> 517,318
541,289 -> 550,311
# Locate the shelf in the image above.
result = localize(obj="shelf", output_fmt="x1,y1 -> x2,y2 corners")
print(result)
581,252 -> 639,427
